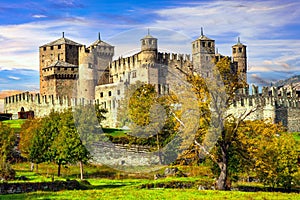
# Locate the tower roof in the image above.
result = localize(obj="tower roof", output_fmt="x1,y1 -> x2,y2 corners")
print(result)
141,29 -> 157,40
90,39 -> 113,47
40,37 -> 82,47
232,37 -> 246,46
90,32 -> 113,47
195,27 -> 214,41
47,60 -> 78,68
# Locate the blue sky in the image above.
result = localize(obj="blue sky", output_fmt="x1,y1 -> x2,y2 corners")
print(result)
1,0 -> 300,92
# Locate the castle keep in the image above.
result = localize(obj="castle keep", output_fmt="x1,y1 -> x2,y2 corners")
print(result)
4,30 -> 300,132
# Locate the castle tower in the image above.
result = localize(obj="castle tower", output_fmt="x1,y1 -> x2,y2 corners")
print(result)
77,33 -> 114,100
232,37 -> 247,82
39,32 -> 82,98
192,28 -> 215,77
140,29 -> 158,64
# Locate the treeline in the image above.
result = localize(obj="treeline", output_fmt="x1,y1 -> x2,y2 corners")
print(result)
18,105 -> 106,180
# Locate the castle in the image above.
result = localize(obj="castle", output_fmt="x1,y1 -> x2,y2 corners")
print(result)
4,30 -> 300,132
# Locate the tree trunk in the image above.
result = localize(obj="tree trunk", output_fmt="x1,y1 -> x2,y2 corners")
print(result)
79,161 -> 84,180
216,147 -> 229,190
157,133 -> 162,164
57,163 -> 61,177
30,162 -> 34,171
36,164 -> 38,173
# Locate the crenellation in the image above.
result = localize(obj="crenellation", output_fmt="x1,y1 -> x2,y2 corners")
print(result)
4,31 -> 300,131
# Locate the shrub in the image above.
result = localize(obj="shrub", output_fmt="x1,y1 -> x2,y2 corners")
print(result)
0,162 -> 16,181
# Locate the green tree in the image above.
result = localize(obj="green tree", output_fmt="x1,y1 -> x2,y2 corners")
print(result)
191,57 -> 255,190
239,121 -> 299,189
52,109 -> 90,178
0,122 -> 15,163
27,112 -> 60,172
118,82 -> 180,164
19,119 -> 41,170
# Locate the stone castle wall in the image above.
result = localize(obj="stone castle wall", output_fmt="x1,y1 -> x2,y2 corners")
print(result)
227,85 -> 300,132
4,92 -> 95,119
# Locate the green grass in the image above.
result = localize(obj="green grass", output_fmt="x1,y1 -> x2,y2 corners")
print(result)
102,128 -> 128,137
2,119 -> 26,132
292,132 -> 300,142
1,187 -> 299,200
2,162 -> 299,200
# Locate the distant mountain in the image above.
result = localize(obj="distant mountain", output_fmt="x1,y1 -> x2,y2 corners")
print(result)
0,90 -> 23,113
273,75 -> 300,88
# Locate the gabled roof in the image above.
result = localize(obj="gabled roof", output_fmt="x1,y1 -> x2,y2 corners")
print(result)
196,34 -> 214,41
90,39 -> 113,47
40,37 -> 82,47
195,28 -> 214,41
48,60 -> 78,68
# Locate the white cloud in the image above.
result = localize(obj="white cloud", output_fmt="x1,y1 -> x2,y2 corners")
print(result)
8,76 -> 20,80
149,0 -> 300,74
32,14 -> 47,18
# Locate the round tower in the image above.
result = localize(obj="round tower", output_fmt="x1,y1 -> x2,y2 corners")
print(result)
78,33 -> 114,101
140,29 -> 158,64
232,37 -> 247,82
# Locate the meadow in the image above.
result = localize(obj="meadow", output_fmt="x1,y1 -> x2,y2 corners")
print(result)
1,119 -> 299,199
0,162 -> 299,200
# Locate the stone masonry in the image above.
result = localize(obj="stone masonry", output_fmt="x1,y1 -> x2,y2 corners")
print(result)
4,30 -> 300,132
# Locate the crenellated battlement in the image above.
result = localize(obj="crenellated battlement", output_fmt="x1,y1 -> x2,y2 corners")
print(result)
157,52 -> 191,63
79,44 -> 114,57
230,85 -> 300,109
4,92 -> 98,118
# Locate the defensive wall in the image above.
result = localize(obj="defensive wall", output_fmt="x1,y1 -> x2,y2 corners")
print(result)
4,92 -> 96,119
227,85 -> 300,132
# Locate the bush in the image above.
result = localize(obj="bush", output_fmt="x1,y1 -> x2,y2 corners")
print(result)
0,162 -> 16,181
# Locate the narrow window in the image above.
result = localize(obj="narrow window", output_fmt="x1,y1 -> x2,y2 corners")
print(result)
117,90 -> 120,95
100,92 -> 103,97
202,42 -> 206,47
108,91 -> 112,96
58,45 -> 61,49
43,47 -> 46,51
208,42 -> 211,47
238,47 -> 242,53
233,48 -> 236,53
50,46 -> 54,50
132,71 -> 137,78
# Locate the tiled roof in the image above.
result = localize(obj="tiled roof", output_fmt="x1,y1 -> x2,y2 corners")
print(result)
48,60 -> 78,68
40,37 -> 82,47
196,35 -> 214,41
90,39 -> 113,47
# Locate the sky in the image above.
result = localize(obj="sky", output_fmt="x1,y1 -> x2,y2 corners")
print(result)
1,0 -> 300,92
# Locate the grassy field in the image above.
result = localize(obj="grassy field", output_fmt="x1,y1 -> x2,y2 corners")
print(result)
102,128 -> 128,137
2,119 -> 26,133
293,132 -> 300,142
1,162 -> 299,200
1,183 -> 299,200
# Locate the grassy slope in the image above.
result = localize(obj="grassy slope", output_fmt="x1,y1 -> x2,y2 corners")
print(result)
1,163 -> 299,200
2,119 -> 26,133
293,132 -> 300,142
1,187 -> 299,200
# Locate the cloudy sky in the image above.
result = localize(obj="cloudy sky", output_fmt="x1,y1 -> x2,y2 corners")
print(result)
0,0 -> 300,92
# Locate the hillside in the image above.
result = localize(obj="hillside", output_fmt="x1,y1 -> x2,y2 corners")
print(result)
274,75 -> 300,87
0,90 -> 23,112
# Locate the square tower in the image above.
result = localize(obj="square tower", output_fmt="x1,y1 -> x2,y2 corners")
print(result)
39,33 -> 82,98
192,28 -> 215,77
